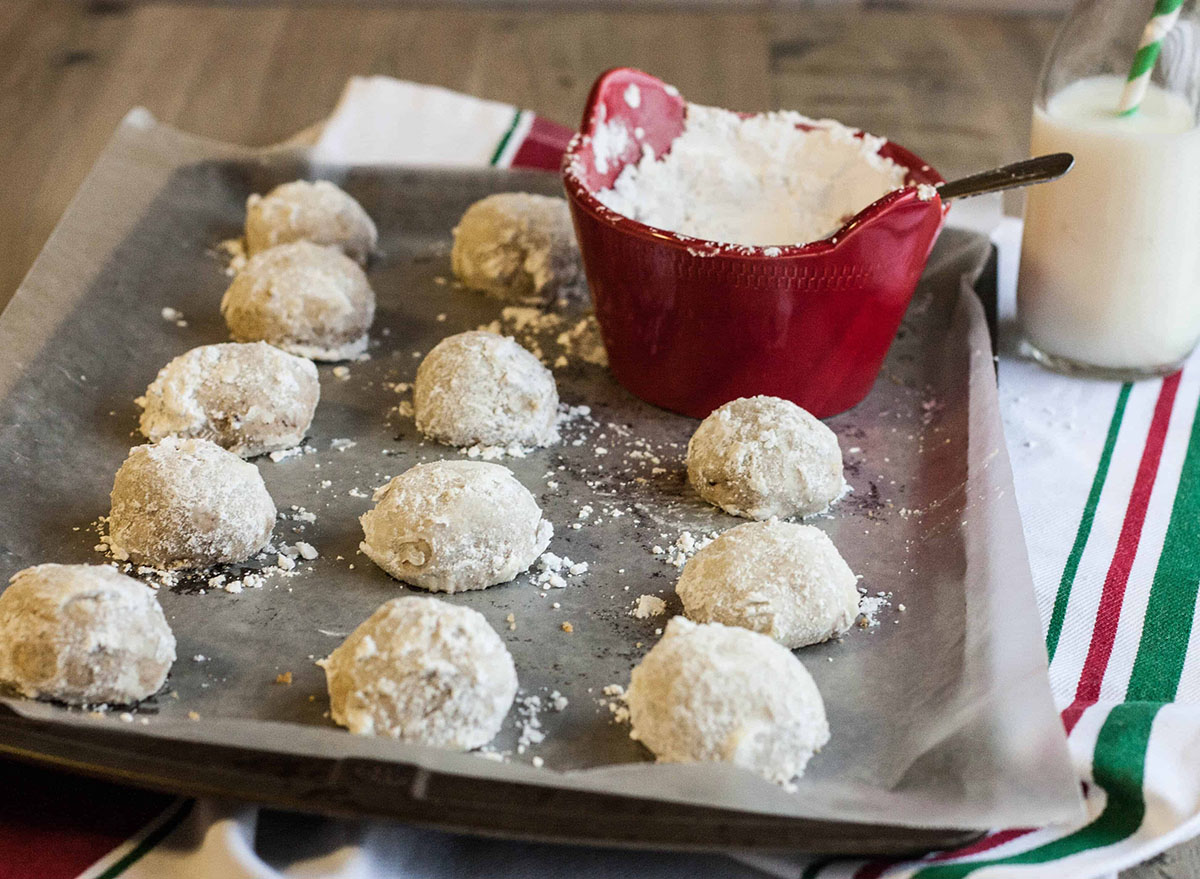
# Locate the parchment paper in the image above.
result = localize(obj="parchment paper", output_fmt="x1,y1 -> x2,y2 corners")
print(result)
0,111 -> 1083,831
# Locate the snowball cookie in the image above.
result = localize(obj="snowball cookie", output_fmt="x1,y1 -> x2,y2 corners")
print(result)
221,241 -> 376,361
319,596 -> 517,748
137,342 -> 320,458
245,179 -> 377,264
414,331 -> 559,449
107,438 -> 277,569
360,460 -> 552,593
625,617 -> 830,784
687,396 -> 845,520
676,521 -> 859,648
0,565 -> 176,705
451,193 -> 584,304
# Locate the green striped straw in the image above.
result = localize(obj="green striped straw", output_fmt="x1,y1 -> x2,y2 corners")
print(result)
1118,0 -> 1185,115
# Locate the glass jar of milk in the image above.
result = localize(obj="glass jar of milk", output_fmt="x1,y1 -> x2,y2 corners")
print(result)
1019,0 -> 1200,378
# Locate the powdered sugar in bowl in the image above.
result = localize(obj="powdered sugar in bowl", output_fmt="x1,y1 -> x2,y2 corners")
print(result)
562,68 -> 949,419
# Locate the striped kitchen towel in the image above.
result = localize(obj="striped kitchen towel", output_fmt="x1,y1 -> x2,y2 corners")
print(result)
781,221 -> 1200,878
305,75 -> 571,171
24,81 -> 1200,879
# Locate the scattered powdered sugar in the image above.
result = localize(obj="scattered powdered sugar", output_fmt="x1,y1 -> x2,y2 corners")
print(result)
387,381 -> 415,419
241,571 -> 267,590
478,308 -> 608,369
207,541 -> 324,593
465,403 -> 597,463
558,403 -> 596,432
532,551 -> 590,590
269,445 -> 314,463
632,594 -> 667,618
599,683 -> 630,724
215,238 -> 248,276
288,506 -> 317,525
330,438 -> 356,452
555,315 -> 608,367
514,690 -> 570,756
858,590 -> 893,628
916,183 -> 940,201
492,305 -> 552,336
134,565 -> 178,590
653,530 -> 716,569
160,307 -> 187,328
463,440 -> 532,461
92,510 -> 321,596
594,103 -> 908,247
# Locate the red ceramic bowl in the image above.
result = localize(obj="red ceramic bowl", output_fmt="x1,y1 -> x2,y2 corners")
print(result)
561,68 -> 950,419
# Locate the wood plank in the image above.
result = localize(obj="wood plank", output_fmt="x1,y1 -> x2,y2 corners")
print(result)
766,9 -> 1058,179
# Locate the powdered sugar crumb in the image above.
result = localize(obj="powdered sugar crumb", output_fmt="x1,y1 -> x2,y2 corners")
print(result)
216,238 -> 248,276
599,684 -> 630,724
653,530 -> 716,568
515,689 -> 569,756
632,594 -> 667,618
160,307 -> 188,328
532,551 -> 590,590
858,591 -> 893,628
478,308 -> 607,369
463,441 -> 531,461
268,445 -> 306,462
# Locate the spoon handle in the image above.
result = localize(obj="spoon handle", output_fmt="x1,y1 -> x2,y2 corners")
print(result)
937,153 -> 1075,201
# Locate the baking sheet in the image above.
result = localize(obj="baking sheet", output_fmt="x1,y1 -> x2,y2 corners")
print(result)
0,111 -> 1082,834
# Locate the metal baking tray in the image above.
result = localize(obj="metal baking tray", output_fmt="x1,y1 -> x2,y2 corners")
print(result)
0,114 -> 1081,855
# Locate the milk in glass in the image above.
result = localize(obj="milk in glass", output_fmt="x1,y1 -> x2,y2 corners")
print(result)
1019,74 -> 1200,375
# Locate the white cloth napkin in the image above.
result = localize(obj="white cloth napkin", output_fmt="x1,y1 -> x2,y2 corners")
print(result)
304,76 -> 534,167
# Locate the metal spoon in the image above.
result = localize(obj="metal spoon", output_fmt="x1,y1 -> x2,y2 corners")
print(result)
937,153 -> 1074,201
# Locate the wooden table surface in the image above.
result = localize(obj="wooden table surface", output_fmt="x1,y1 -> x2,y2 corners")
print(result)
0,2 -> 1191,876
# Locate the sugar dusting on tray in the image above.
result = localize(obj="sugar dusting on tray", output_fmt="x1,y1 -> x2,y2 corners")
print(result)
594,103 -> 908,247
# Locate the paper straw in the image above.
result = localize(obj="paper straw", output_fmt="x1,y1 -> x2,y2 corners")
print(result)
1118,0 -> 1185,115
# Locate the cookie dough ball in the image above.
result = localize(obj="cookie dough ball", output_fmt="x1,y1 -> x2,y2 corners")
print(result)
245,179 -> 377,264
107,438 -> 276,570
321,593 -> 513,744
320,596 -> 516,749
137,342 -> 320,458
360,460 -> 552,593
221,241 -> 376,361
451,193 -> 584,304
687,396 -> 844,520
625,617 -> 829,785
414,331 -> 559,449
676,521 -> 859,648
0,565 -> 176,705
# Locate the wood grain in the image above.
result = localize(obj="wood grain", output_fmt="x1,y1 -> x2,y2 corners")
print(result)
0,2 -> 1189,875
0,2 -> 1049,307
